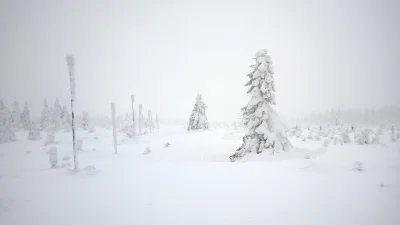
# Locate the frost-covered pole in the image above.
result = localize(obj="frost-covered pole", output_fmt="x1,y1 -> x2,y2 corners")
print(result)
138,104 -> 142,135
131,95 -> 136,136
148,110 -> 152,133
111,102 -> 118,154
156,113 -> 159,129
66,54 -> 78,172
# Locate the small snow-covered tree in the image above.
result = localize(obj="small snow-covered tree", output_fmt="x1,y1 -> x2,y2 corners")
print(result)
0,100 -> 16,143
230,50 -> 292,161
187,94 -> 209,131
28,121 -> 41,141
53,98 -> 62,130
81,111 -> 89,130
21,102 -> 31,130
11,97 -> 22,130
40,99 -> 53,131
61,105 -> 71,127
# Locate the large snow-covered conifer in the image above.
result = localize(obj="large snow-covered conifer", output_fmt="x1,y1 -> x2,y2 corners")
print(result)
40,99 -> 53,130
0,100 -> 16,143
11,97 -> 22,130
187,94 -> 209,131
21,102 -> 31,130
230,50 -> 291,161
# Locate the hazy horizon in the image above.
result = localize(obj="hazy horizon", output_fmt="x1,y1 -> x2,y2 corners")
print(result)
1,0 -> 400,122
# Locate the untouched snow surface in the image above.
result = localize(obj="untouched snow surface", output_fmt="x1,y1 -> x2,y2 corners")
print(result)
0,125 -> 399,225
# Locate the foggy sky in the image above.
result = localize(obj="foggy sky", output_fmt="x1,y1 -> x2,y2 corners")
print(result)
1,0 -> 399,122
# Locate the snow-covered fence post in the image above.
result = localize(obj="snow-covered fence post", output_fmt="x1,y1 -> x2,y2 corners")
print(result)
148,110 -> 152,133
66,54 -> 78,172
131,95 -> 136,136
138,104 -> 142,135
156,113 -> 159,129
111,102 -> 118,154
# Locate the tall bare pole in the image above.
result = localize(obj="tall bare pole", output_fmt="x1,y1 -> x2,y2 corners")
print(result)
139,104 -> 142,135
148,110 -> 153,133
131,95 -> 135,122
156,113 -> 159,129
131,95 -> 136,136
111,103 -> 118,154
66,54 -> 78,172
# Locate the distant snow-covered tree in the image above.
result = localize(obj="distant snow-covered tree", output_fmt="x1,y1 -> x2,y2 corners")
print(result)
187,94 -> 209,131
11,97 -> 22,130
81,111 -> 90,130
0,100 -> 16,143
21,102 -> 31,130
230,50 -> 292,161
53,98 -> 62,130
40,99 -> 53,131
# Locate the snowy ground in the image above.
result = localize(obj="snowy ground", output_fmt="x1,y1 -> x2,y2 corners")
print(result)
1,125 -> 399,225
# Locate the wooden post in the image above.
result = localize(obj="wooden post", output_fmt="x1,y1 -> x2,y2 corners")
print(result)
66,54 -> 78,172
111,102 -> 118,154
139,104 -> 142,135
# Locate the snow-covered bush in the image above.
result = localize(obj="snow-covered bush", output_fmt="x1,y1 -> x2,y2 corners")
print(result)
164,142 -> 171,148
353,161 -> 364,172
0,100 -> 16,144
48,147 -> 58,168
44,132 -> 55,146
370,133 -> 381,144
307,131 -> 313,139
81,111 -> 90,130
77,140 -> 83,151
187,94 -> 209,131
334,134 -> 344,145
120,121 -> 135,138
313,135 -> 321,141
230,50 -> 292,161
143,147 -> 151,155
62,155 -> 70,161
355,129 -> 372,145
295,125 -> 302,138
323,139 -> 331,147
342,132 -> 351,143
88,126 -> 95,133
28,121 -> 41,141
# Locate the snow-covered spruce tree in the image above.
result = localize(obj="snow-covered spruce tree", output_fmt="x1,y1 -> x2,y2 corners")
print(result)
81,111 -> 89,130
21,102 -> 31,130
230,50 -> 291,161
40,99 -> 53,131
187,94 -> 209,131
53,98 -> 62,130
0,100 -> 16,143
11,97 -> 22,130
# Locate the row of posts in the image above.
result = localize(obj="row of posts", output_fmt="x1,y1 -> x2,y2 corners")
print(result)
111,95 -> 159,154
